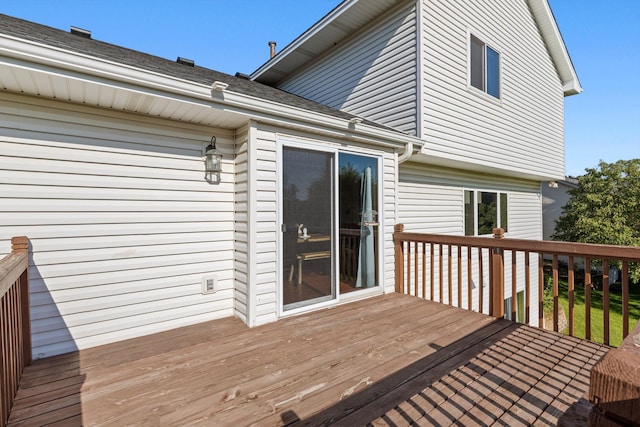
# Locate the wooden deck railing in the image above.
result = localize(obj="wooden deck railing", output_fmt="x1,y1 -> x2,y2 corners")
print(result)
0,237 -> 30,427
393,224 -> 640,346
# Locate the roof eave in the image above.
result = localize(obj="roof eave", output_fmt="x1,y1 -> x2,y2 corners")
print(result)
0,32 -> 422,151
563,80 -> 583,97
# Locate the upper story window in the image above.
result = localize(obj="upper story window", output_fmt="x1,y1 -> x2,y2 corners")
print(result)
470,34 -> 500,99
464,190 -> 508,236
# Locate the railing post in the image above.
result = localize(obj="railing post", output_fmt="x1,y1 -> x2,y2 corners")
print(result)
491,228 -> 505,318
394,224 -> 405,293
11,237 -> 28,254
11,236 -> 31,365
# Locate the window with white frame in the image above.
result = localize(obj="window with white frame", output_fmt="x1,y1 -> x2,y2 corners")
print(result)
470,34 -> 500,99
464,190 -> 508,236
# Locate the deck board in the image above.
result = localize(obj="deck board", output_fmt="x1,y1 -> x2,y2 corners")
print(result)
8,294 -> 608,426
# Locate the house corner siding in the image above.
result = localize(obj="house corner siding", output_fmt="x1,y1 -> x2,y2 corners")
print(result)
234,123 -> 279,328
251,125 -> 279,326
279,2 -> 419,136
234,124 -> 250,324
419,0 -> 565,178
384,151 -> 400,295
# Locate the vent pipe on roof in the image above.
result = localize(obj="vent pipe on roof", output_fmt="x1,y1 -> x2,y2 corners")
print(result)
268,41 -> 277,59
70,26 -> 91,39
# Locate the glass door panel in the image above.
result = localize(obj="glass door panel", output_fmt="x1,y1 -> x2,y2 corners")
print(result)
338,153 -> 379,293
282,146 -> 335,311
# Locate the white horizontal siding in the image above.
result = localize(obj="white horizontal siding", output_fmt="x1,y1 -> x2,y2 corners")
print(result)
399,162 -> 542,235
420,0 -> 565,178
398,162 -> 541,325
0,96 -> 236,358
280,3 -> 418,135
509,190 -> 544,240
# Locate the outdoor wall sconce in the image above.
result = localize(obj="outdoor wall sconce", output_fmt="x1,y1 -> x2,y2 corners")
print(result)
204,136 -> 222,184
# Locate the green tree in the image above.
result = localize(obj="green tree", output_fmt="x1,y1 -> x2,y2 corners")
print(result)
552,159 -> 640,281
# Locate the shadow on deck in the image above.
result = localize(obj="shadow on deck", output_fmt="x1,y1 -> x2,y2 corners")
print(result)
8,294 -> 608,426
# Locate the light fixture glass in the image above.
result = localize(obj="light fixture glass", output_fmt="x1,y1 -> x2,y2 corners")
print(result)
204,136 -> 222,184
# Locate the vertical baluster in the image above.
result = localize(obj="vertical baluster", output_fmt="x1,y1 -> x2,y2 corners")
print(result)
511,250 -> 517,322
622,261 -> 629,339
538,253 -> 544,328
430,243 -> 434,301
422,242 -> 427,299
407,241 -> 412,296
552,254 -> 559,332
447,245 -> 452,306
16,276 -> 23,385
568,256 -> 575,337
457,245 -> 462,308
585,258 -> 591,341
479,248 -> 484,314
438,244 -> 443,303
413,242 -> 420,296
603,259 -> 609,346
525,251 -> 530,325
1,293 -> 7,426
467,246 -> 472,311
8,287 -> 17,424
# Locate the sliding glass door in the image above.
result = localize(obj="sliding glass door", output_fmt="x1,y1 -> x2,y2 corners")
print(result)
338,153 -> 379,293
281,145 -> 379,312
282,146 -> 335,310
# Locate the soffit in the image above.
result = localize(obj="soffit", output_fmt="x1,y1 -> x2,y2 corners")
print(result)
0,59 -> 248,129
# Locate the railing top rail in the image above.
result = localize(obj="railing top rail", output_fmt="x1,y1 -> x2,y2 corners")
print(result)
0,251 -> 28,298
393,231 -> 640,261
1,236 -> 29,298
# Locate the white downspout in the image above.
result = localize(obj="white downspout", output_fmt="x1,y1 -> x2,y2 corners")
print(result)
398,140 -> 414,164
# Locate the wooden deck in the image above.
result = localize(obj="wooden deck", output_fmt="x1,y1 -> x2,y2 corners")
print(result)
8,294 -> 608,426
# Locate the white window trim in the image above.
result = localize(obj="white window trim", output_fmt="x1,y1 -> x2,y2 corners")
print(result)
467,28 -> 503,103
464,188 -> 509,237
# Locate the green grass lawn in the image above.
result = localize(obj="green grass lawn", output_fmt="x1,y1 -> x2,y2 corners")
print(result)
549,280 -> 640,347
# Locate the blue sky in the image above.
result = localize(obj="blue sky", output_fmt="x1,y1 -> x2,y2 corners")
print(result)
2,1 -> 638,177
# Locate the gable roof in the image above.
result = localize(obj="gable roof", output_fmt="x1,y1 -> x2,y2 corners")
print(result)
0,13 -> 421,150
251,0 -> 582,96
